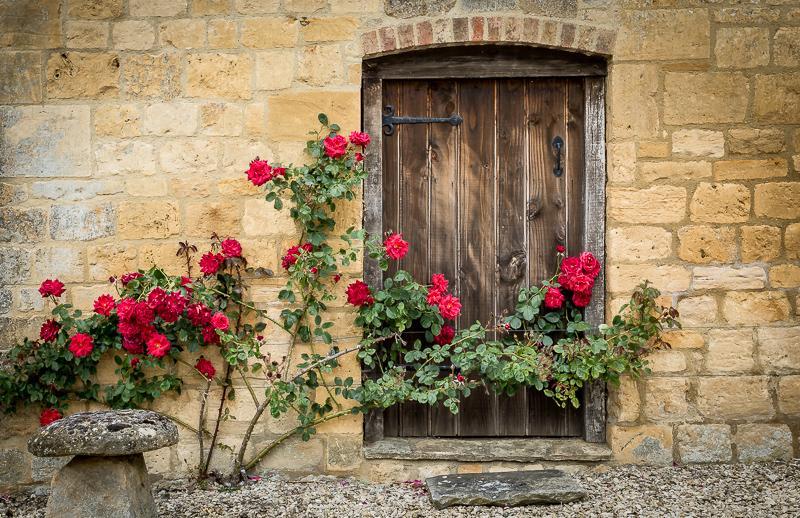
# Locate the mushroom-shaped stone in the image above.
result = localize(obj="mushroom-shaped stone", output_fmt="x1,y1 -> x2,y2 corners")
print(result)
28,410 -> 178,518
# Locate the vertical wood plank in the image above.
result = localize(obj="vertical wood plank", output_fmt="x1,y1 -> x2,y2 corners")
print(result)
382,81 -> 401,281
428,79 -> 460,437
566,80 -> 586,256
457,79 -> 498,437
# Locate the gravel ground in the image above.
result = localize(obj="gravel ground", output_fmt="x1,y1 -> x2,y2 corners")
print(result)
2,460 -> 798,517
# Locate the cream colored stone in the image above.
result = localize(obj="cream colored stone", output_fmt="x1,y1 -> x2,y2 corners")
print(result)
723,291 -> 790,325
67,0 -> 123,19
609,377 -> 640,423
65,21 -> 109,48
129,0 -> 187,16
639,161 -> 711,182
71,284 -> 112,312
208,19 -> 236,48
200,103 -> 243,136
193,0 -> 231,15
298,45 -> 343,86
714,159 -> 788,181
754,74 -> 800,123
46,52 -> 120,99
735,424 -> 793,462
242,199 -> 297,237
637,141 -> 670,159
727,129 -> 786,155
741,225 -> 782,263
758,326 -> 800,373
671,130 -> 724,158
235,0 -> 281,13
690,183 -> 750,224
94,104 -> 140,137
607,141 -> 636,184
255,50 -> 295,90
159,19 -> 207,48
777,376 -> 800,415
220,138 -> 275,176
609,425 -> 673,464
786,224 -> 800,260
773,27 -> 800,67
330,0 -> 381,12
126,177 -> 168,197
695,376 -> 773,420
33,247 -> 85,282
692,266 -> 766,291
88,244 -> 137,280
647,351 -> 687,374
676,295 -> 718,327
607,264 -> 691,294
714,27 -> 769,68
616,9 -> 709,61
706,329 -> 755,373
266,91 -> 360,140
244,102 -> 268,135
754,182 -> 800,219
94,140 -> 156,176
159,139 -> 220,173
770,264 -> 800,288
118,201 -> 179,239
608,226 -> 671,263
678,226 -> 736,264
241,17 -> 298,48
185,200 -> 241,237
302,17 -> 358,42
112,20 -> 155,50
664,73 -> 749,124
144,103 -> 199,136
186,53 -> 253,99
121,52 -> 181,100
138,243 -> 185,274
608,186 -> 686,224
662,330 -> 704,350
609,64 -> 659,139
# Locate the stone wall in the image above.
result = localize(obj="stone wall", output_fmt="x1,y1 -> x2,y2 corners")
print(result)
1,0 -> 799,489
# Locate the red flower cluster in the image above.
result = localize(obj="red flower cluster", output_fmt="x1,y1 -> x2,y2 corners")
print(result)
147,287 -> 188,323
211,312 -> 229,330
120,272 -> 143,285
117,297 -> 156,354
199,251 -> 225,276
323,134 -> 348,158
282,243 -> 313,270
434,324 -> 455,345
246,158 -> 286,186
426,274 -> 461,321
195,357 -> 216,379
346,280 -> 374,306
68,333 -> 94,358
39,408 -> 62,427
186,303 -> 224,345
93,294 -> 116,316
551,251 -> 602,309
384,233 -> 409,261
221,238 -> 242,258
39,319 -> 60,342
349,131 -> 370,147
38,279 -> 65,298
146,332 -> 171,358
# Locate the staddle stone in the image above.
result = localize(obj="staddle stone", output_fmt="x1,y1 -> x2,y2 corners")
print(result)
426,470 -> 586,509
28,409 -> 178,457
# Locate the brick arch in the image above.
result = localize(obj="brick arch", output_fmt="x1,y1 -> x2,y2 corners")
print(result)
360,16 -> 616,58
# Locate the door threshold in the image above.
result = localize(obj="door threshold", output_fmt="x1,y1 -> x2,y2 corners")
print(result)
362,437 -> 611,463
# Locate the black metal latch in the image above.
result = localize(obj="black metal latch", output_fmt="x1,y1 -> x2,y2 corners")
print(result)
382,105 -> 463,136
552,136 -> 564,177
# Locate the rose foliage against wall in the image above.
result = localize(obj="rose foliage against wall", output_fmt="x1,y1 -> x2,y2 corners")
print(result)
0,115 -> 680,481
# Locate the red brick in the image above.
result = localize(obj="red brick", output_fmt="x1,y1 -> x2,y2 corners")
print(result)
378,26 -> 396,52
560,23 -> 576,47
487,16 -> 501,41
361,31 -> 379,55
416,21 -> 433,46
397,24 -> 414,49
470,16 -> 484,41
595,28 -> 616,55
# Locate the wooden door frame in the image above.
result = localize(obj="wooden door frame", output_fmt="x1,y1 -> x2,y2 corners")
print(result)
361,46 -> 608,444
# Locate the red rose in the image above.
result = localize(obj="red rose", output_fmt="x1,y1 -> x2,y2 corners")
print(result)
560,256 -> 581,276
130,357 -> 140,369
158,291 -> 187,323
323,134 -> 348,159
146,287 -> 167,310
211,312 -> 229,331
187,303 -> 212,326
427,287 -> 444,306
572,291 -> 592,308
221,238 -> 242,258
281,243 -> 313,270
383,233 -> 409,260
122,337 -> 144,355
39,408 -> 62,427
455,374 -> 465,383
332,273 -> 341,283
272,166 -> 286,178
556,245 -> 565,253
438,294 -> 462,320
544,287 -> 565,309
355,152 -> 364,162
246,158 -> 273,186
93,294 -> 116,316
146,333 -> 171,358
199,251 -> 225,276
431,274 -> 449,293
40,319 -> 60,342
38,279 -> 65,298
68,333 -> 94,358
201,326 -> 220,345
349,131 -> 371,147
434,324 -> 455,345
579,252 -> 601,278
195,357 -> 216,379
570,273 -> 594,295
346,280 -> 374,306
120,272 -> 143,285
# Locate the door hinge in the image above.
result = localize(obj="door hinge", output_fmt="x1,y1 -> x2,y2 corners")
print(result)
382,105 -> 463,136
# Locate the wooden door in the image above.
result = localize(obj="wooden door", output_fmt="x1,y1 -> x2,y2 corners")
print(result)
379,78 -> 586,437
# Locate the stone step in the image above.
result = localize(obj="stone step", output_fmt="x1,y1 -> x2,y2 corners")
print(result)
425,470 -> 586,509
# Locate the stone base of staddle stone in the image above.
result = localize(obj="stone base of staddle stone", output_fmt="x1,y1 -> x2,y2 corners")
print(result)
46,454 -> 156,518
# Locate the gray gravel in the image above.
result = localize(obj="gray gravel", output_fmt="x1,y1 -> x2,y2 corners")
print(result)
2,460 -> 798,517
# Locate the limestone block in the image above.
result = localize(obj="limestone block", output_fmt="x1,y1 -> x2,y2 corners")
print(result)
773,27 -> 800,67
616,9 -> 709,61
608,186 -> 686,224
664,73 -> 748,124
242,198 -> 297,237
34,247 -> 85,282
208,19 -> 237,48
1,0 -> 62,47
266,91 -> 360,140
88,244 -> 137,280
65,21 -> 109,48
0,207 -> 46,244
714,159 -> 787,181
676,296 -> 717,327
692,266 -> 766,290
255,50 -> 295,90
695,376 -> 773,420
241,17 -> 298,48
159,19 -> 207,48
754,182 -> 800,219
771,264 -> 800,288
0,449 -> 31,488
689,183 -> 750,224
714,27 -> 769,68
121,53 -> 181,100
714,7 -> 780,24
94,104 -> 141,137
777,376 -> 800,415
184,200 -> 242,237
129,0 -> 188,16
30,179 -> 123,201
677,425 -> 732,463
677,226 -> 736,264
46,52 -> 120,99
67,0 -> 123,19
607,226 -> 671,263
608,377 -> 640,423
607,142 -> 636,184
608,64 -> 659,139
298,44 -> 343,86
159,139 -> 220,173
723,291 -> 790,325
112,20 -> 155,50
741,225 -> 781,263
609,425 -> 673,465
50,203 -> 116,241
200,103 -> 243,136
302,17 -> 359,42
186,52 -> 253,99
235,0 -> 282,14
0,52 -> 43,103
727,128 -> 786,155
758,326 -> 800,373
735,424 -> 793,462
671,130 -> 724,158
95,140 -> 156,176
194,0 -> 233,15
144,103 -> 199,136
754,74 -> 800,123
607,264 -> 690,294
646,350 -> 687,374
0,105 -> 91,177
706,329 -> 755,373
661,330 -> 704,350
118,201 -> 179,239
786,224 -> 800,260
